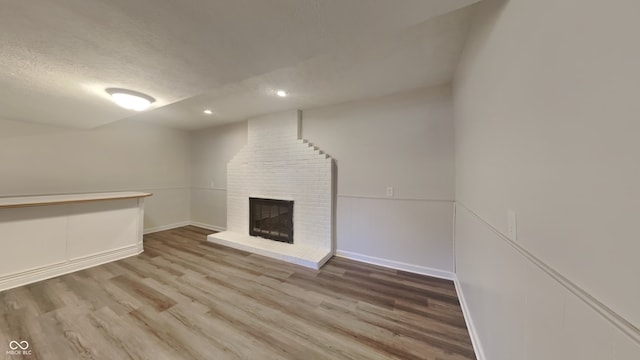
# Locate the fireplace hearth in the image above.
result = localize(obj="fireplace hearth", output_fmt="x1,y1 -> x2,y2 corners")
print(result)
249,197 -> 294,244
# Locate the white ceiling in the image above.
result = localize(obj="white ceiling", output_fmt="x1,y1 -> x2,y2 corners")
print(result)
0,0 -> 479,130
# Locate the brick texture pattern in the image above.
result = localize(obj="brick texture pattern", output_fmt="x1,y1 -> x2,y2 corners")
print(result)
226,111 -> 333,253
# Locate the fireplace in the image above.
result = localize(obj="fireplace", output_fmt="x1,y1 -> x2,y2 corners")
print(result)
249,197 -> 294,244
208,110 -> 333,269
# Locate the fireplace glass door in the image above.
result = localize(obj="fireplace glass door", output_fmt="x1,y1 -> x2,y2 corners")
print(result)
249,198 -> 294,243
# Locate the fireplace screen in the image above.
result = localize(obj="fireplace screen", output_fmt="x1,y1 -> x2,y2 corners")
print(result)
249,198 -> 294,243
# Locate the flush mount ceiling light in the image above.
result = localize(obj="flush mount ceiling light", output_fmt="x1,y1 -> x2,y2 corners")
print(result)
203,109 -> 213,115
105,88 -> 155,111
276,90 -> 288,97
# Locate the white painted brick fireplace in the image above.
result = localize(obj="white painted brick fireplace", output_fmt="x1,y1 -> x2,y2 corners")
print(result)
208,110 -> 334,269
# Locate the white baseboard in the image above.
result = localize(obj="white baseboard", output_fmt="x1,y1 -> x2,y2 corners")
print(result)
334,250 -> 455,281
144,221 -> 225,235
144,221 -> 191,234
453,275 -> 486,360
190,221 -> 226,232
0,245 -> 142,293
1,220 -> 222,292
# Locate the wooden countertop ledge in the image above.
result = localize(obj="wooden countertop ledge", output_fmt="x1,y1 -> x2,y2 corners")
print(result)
0,192 -> 152,209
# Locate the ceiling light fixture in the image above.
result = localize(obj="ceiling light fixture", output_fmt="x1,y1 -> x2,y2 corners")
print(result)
105,88 -> 155,111
203,109 -> 213,115
276,90 -> 288,97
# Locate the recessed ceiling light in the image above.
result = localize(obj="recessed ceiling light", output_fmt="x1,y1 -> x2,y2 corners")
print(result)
105,88 -> 155,111
276,90 -> 288,97
203,109 -> 213,115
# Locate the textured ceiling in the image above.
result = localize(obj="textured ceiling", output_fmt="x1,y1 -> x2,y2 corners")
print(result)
0,0 -> 480,129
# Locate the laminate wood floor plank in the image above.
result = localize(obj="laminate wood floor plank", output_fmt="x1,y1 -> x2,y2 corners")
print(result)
89,306 -> 184,360
369,271 -> 460,298
165,301 -> 289,360
330,302 -> 475,359
61,273 -> 136,315
341,269 -> 458,304
110,275 -> 177,312
175,273 -> 330,359
356,301 -> 473,342
127,305 -> 236,360
0,226 -> 476,359
198,274 -> 397,360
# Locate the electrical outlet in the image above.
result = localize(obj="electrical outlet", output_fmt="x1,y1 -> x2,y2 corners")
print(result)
210,180 -> 215,189
507,210 -> 517,241
386,187 -> 394,197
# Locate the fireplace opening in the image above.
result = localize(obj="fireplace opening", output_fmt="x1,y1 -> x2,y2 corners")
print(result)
249,197 -> 294,243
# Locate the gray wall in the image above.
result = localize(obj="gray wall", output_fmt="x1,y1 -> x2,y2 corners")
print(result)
453,0 -> 640,358
0,118 -> 191,231
303,85 -> 455,274
190,121 -> 247,229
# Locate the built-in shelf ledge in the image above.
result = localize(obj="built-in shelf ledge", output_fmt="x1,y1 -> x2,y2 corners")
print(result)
208,231 -> 333,270
0,191 -> 151,291
0,191 -> 152,208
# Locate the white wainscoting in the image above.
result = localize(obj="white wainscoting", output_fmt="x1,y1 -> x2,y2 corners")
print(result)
454,204 -> 640,360
187,190 -> 456,275
190,187 -> 228,232
143,220 -> 226,235
137,186 -> 191,232
337,195 -> 455,274
143,221 -> 191,234
190,221 -> 226,232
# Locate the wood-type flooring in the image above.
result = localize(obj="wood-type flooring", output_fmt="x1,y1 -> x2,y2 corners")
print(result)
0,226 -> 475,360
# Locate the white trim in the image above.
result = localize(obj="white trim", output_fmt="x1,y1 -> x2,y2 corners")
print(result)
137,198 -> 145,252
143,221 -> 225,235
3,186 -> 190,198
143,221 -> 190,234
338,194 -> 453,202
113,186 -> 190,192
190,221 -> 226,232
456,203 -> 640,346
453,275 -> 486,360
0,191 -> 151,208
190,187 -> 228,192
335,250 -> 455,280
1,220 -> 220,292
452,202 -> 457,273
0,245 -> 141,292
